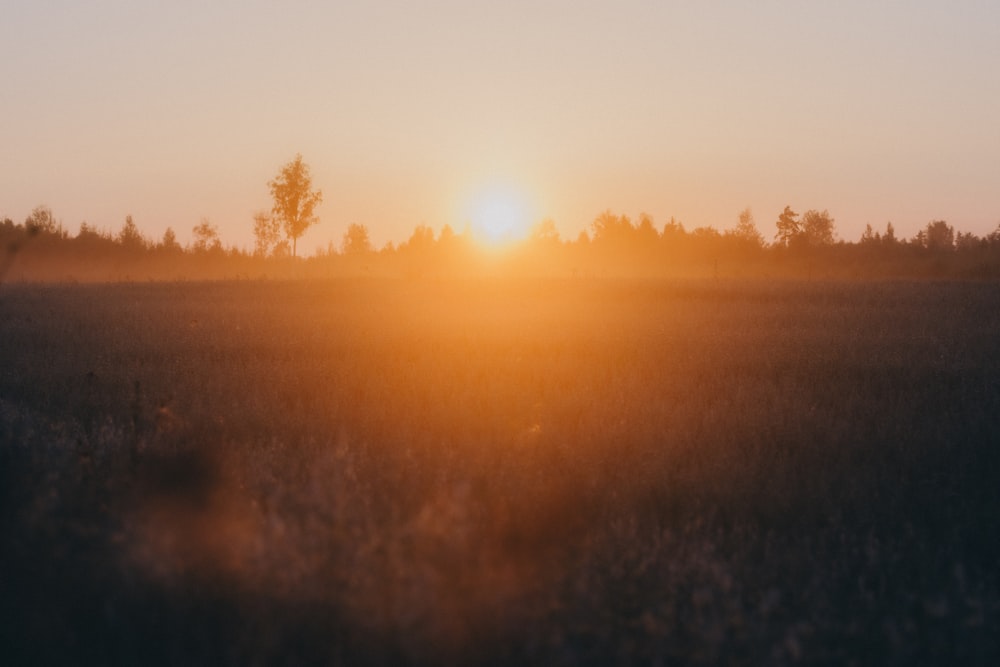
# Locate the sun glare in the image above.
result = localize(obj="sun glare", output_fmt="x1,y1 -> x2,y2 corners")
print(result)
468,186 -> 534,248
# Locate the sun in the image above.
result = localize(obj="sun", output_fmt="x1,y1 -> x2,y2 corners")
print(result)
467,186 -> 534,248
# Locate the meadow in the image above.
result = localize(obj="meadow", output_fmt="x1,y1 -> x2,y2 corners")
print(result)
1,278 -> 998,665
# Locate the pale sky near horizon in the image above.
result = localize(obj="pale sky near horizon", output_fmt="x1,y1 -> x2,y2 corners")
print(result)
2,1 -> 998,252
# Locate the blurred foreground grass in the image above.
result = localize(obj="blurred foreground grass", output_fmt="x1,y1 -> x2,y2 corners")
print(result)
1,278 -> 998,665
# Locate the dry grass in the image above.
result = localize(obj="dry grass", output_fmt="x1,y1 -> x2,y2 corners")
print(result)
1,278 -> 998,665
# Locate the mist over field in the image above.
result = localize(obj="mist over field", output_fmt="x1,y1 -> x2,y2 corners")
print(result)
1,278 -> 998,664
4,204 -> 1000,285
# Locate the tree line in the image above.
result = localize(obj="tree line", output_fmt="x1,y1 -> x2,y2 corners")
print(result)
3,155 -> 1000,282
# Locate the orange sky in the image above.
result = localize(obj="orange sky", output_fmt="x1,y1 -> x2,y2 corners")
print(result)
2,1 -> 998,252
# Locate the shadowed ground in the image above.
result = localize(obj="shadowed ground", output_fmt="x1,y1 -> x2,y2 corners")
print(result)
1,278 -> 998,665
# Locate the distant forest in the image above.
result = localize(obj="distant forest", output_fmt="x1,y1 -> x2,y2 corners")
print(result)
3,204 -> 1000,283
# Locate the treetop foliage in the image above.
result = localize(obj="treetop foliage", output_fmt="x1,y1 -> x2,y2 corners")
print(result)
268,154 -> 323,257
192,218 -> 222,253
774,206 -> 800,247
341,222 -> 373,255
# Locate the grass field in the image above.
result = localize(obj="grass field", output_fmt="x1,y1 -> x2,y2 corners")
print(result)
1,278 -> 998,665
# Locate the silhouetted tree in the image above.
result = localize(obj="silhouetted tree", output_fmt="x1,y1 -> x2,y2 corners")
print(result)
269,154 -> 323,257
801,209 -> 836,246
860,224 -> 878,245
396,224 -> 436,275
919,220 -> 954,252
118,215 -> 147,250
402,224 -> 435,253
160,227 -> 181,252
436,224 -> 459,248
25,205 -> 58,235
530,218 -> 560,244
987,222 -> 1000,246
883,222 -> 897,246
435,224 -> 473,268
192,218 -> 221,252
525,219 -> 562,269
75,222 -> 113,248
590,210 -> 634,246
691,226 -> 722,241
660,217 -> 686,249
342,223 -> 373,255
635,212 -> 659,248
728,207 -> 765,247
774,206 -> 800,247
252,211 -> 281,258
955,231 -> 981,251
272,239 -> 291,259
0,217 -> 21,278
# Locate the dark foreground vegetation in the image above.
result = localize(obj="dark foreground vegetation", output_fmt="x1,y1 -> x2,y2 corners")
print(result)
1,279 -> 999,665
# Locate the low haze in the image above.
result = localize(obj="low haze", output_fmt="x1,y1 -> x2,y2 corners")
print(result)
2,0 -> 998,251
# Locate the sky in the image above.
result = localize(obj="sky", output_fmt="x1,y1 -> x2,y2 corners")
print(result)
2,0 -> 998,252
